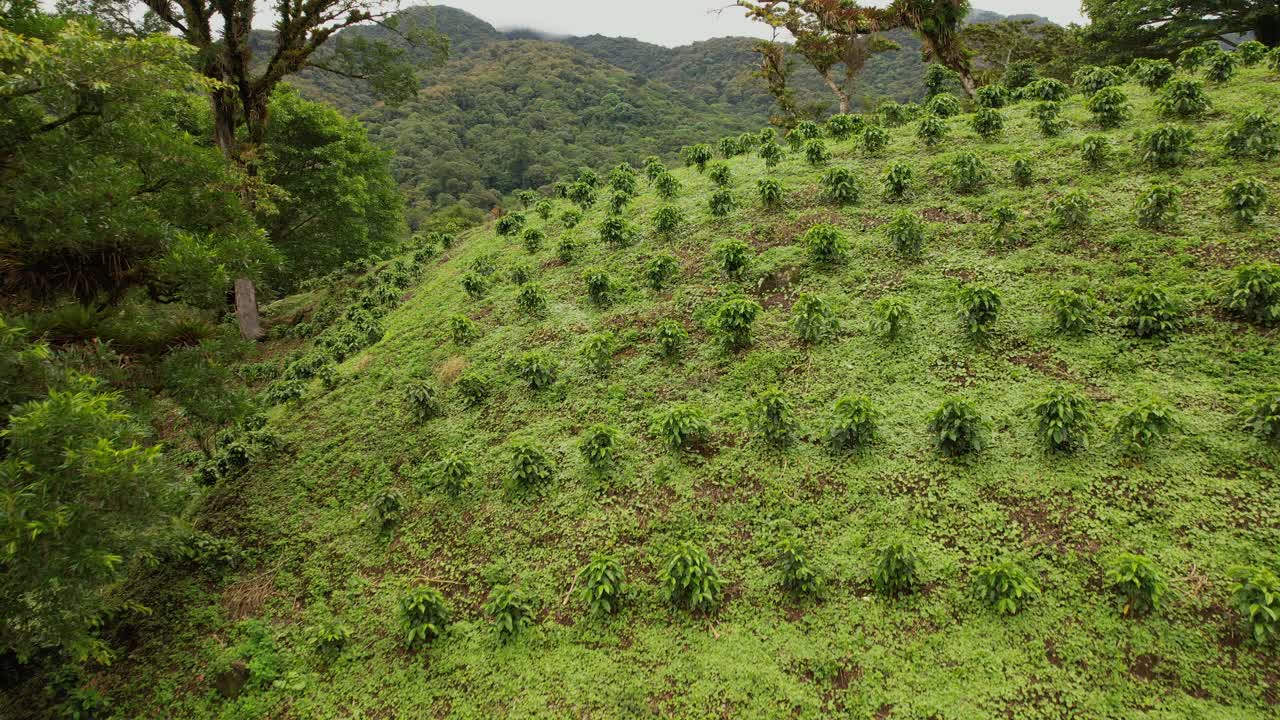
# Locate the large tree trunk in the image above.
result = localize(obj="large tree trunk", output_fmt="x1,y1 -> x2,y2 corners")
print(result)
234,277 -> 261,340
820,73 -> 851,114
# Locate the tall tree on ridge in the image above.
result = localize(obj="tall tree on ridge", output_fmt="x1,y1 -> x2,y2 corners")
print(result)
1081,0 -> 1280,62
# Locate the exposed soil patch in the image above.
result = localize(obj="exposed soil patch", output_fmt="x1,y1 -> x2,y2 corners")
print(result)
921,206 -> 979,224
1008,349 -> 1075,382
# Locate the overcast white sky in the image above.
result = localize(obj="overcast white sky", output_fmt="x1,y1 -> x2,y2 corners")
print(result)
423,1 -> 1088,48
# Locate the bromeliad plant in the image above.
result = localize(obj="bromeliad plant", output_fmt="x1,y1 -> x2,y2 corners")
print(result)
758,177 -> 784,209
484,585 -> 533,643
660,542 -> 724,613
928,397 -> 987,456
870,542 -> 920,598
886,211 -> 926,258
654,319 -> 689,359
1228,566 -> 1280,646
1031,385 -> 1093,452
752,387 -> 797,448
579,424 -> 621,475
1112,397 -> 1178,452
1105,553 -> 1167,617
827,395 -> 880,453
776,536 -> 821,598
871,296 -> 913,339
791,294 -> 836,344
803,223 -> 848,265
713,296 -> 761,351
1226,263 -> 1280,326
401,586 -> 450,650
1048,287 -> 1096,334
713,238 -> 753,279
1122,284 -> 1181,338
644,254 -> 679,291
957,283 -> 1001,339
652,404 -> 711,452
821,167 -> 859,205
578,554 -> 627,616
973,560 -> 1040,615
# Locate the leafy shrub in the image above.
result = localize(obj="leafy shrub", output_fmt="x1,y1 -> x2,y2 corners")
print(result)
971,107 -> 1005,140
568,182 -> 597,210
708,162 -> 732,187
609,163 -> 638,196
709,188 -> 736,218
957,283 -> 1001,339
515,283 -> 548,317
401,586 -> 450,649
495,212 -> 526,237
660,543 -> 724,613
792,294 -> 836,343
776,537 -> 821,598
988,206 -> 1019,246
1106,553 -> 1166,617
1048,288 -> 1095,334
655,171 -> 681,199
1032,386 -> 1093,452
509,264 -> 532,285
1223,177 -> 1269,225
584,270 -> 616,306
803,223 -> 848,265
821,167 -> 859,204
1223,111 -> 1280,160
1227,263 -> 1280,325
1022,77 -> 1069,101
455,370 -> 490,407
1122,284 -> 1181,338
916,114 -> 949,147
1133,58 -> 1175,90
307,618 -> 351,659
1179,45 -> 1210,70
654,319 -> 689,358
1112,397 -> 1178,452
1002,60 -> 1038,89
651,206 -> 684,240
758,139 -> 784,168
925,63 -> 958,96
368,487 -> 404,536
405,381 -> 442,421
1087,86 -> 1131,128
1204,50 -> 1238,82
428,454 -> 472,497
862,124 -> 890,155
879,100 -> 910,127
975,84 -> 1009,109
882,161 -> 913,200
484,586 -> 533,643
1271,46 -> 1280,72
1074,65 -> 1123,95
827,395 -> 879,452
788,120 -> 823,149
803,138 -> 832,166
506,442 -> 554,494
714,296 -> 762,350
871,296 -> 913,339
608,191 -> 632,215
1033,101 -> 1067,136
600,216 -> 634,247
515,189 -> 539,208
1135,185 -> 1181,229
533,200 -> 553,222
870,542 -> 920,598
461,272 -> 488,300
1050,190 -> 1091,228
560,208 -> 584,228
644,155 -> 666,180
581,332 -> 615,373
579,424 -> 620,475
683,143 -> 714,172
1246,391 -> 1280,444
928,397 -> 987,456
1157,79 -> 1211,118
713,238 -> 753,279
556,236 -> 579,263
949,151 -> 991,193
1237,40 -> 1268,66
1141,124 -> 1194,167
926,93 -> 962,118
1080,134 -> 1110,169
644,254 -> 679,291
886,211 -> 926,258
826,113 -> 862,140
652,404 -> 711,452
1010,156 -> 1033,187
758,177 -> 784,209
973,560 -> 1040,615
752,387 -> 796,447
578,554 -> 626,615
521,227 -> 545,255
718,135 -> 742,158
1229,566 -> 1280,645
516,350 -> 557,391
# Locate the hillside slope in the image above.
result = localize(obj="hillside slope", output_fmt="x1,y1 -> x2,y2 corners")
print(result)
104,66 -> 1279,718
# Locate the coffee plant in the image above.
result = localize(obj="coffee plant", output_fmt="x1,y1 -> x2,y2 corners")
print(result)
1157,78 -> 1212,118
1050,190 -> 1091,229
1133,58 -> 1175,90
1033,101 -> 1067,137
516,350 -> 557,391
926,93 -> 962,118
758,139 -> 784,168
560,208 -> 583,228
883,161 -> 913,200
1010,156 -> 1033,187
1227,263 -> 1280,325
1237,40 -> 1268,65
449,315 -> 478,345
827,395 -> 880,452
862,124 -> 890,155
718,135 -> 742,158
578,167 -> 599,187
405,381 -> 442,421
714,296 -> 761,350
655,171 -> 681,199
957,283 -> 1001,339
949,151 -> 991,193
1223,111 -> 1280,160
461,272 -> 487,300
1074,65 -> 1123,95
652,404 -> 711,452
496,212 -> 526,237
916,114 -> 949,147
660,542 -> 724,613
971,107 -> 1005,140
1246,391 -> 1280,444
1204,50 -> 1238,82
826,113 -> 862,140
803,223 -> 848,266
1086,86 -> 1131,128
654,319 -> 689,359
1002,60 -> 1037,89
307,618 -> 351,660
973,560 -> 1040,615
975,84 -> 1009,109
650,205 -> 684,239
1229,566 -> 1280,645
584,269 -> 616,306
515,283 -> 547,317
871,542 -> 920,598
709,188 -> 736,218
644,155 -> 666,181
713,238 -> 753,279
509,264 -> 532,285
484,585 -> 533,643
506,441 -> 553,494
531,199 -> 553,221
521,227 -> 544,254
1141,124 -> 1194,167
599,216 -> 633,246
581,332 -> 615,373
1106,553 -> 1166,617
608,191 -> 632,215
821,167 -> 859,205
644,254 -> 679,291
871,296 -> 913,339
368,487 -> 404,536
1135,185 -> 1181,229
792,294 -> 836,343
432,454 -> 472,496
401,586 -> 450,649
924,63 -> 958,97
1080,134 -> 1110,169
989,205 -> 1018,246
788,120 -> 823,149
886,211 -> 926,258
758,177 -> 784,209
1048,287 -> 1096,334
1179,45 -> 1210,70
928,397 -> 987,456
803,138 -> 832,166
578,554 -> 627,616
753,387 -> 797,448
579,424 -> 620,475
683,143 -> 713,172
1223,177 -> 1269,225
1270,46 -> 1280,72
1022,77 -> 1069,102
708,162 -> 732,187
515,189 -> 539,209
776,536 -> 821,598
552,180 -> 571,199
1123,283 -> 1181,338
1032,385 -> 1093,452
556,236 -> 579,263
1112,397 -> 1178,452
455,369 -> 490,407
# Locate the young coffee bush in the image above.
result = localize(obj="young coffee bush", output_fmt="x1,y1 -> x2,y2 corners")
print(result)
827,395 -> 879,452
880,100 -> 910,127
1002,60 -> 1037,90
718,135 -> 742,159
803,138 -> 832,166
916,114 -> 949,147
925,63 -> 958,96
577,167 -> 599,186
449,315 -> 479,345
1179,45 -> 1210,70
1048,287 -> 1096,334
556,237 -> 579,264
560,207 -> 584,229
515,283 -> 548,317
406,381 -> 442,421
709,188 -> 736,218
644,253 -> 679,291
957,283 -> 1001,339
608,191 -> 632,215
660,542 -> 724,613
1106,553 -> 1167,617
579,424 -> 620,475
1135,185 -> 1181,230
683,143 -> 714,172
713,238 -> 753,279
581,332 -> 615,373
776,536 -> 821,598
871,296 -> 913,339
1074,65 -> 1123,95
515,189 -> 539,209
368,487 -> 405,536
1032,385 -> 1093,452
307,618 -> 351,659
651,206 -> 684,240
752,387 -> 797,448
461,272 -> 488,300
971,107 -> 1005,140
989,205 -> 1018,246
708,161 -> 732,188
738,130 -> 759,152
1133,58 -> 1175,90
1204,50 -> 1238,83
1229,566 -> 1280,645
1010,156 -> 1034,187
1080,134 -> 1110,169
1247,391 -> 1280,444
926,93 -> 962,118
496,212 -> 526,237
509,264 -> 533,286
886,210 -> 927,258
758,177 -> 784,209
1032,101 -> 1067,137
455,370 -> 490,407
1157,78 -> 1212,118
714,296 -> 761,351
521,227 -> 545,254
484,585 -> 533,643
1112,397 -> 1178,452
1270,46 -> 1280,72
1223,177 -> 1269,226
821,167 -> 859,205
1122,283 -> 1181,338
401,586 -> 450,649
655,171 -> 681,199
578,554 -> 626,616
825,113 -> 862,140
1050,190 -> 1091,229
1237,40 -> 1269,66
1087,86 -> 1131,128
758,139 -> 784,168
882,161 -> 914,200
792,294 -> 836,344
870,542 -> 920,598
1227,263 -> 1280,326
973,560 -> 1040,615
1223,111 -> 1280,160
803,223 -> 848,265
654,319 -> 689,359
601,216 -> 635,247
788,120 -> 823,149
1022,77 -> 1069,102
644,155 -> 666,181
949,151 -> 991,193
516,350 -> 557,391
928,397 -> 987,456
431,454 -> 472,496
583,269 -> 616,306
506,441 -> 553,493
975,84 -> 1009,109
1141,124 -> 1194,168
861,124 -> 890,155
652,404 -> 711,452
533,200 -> 553,221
